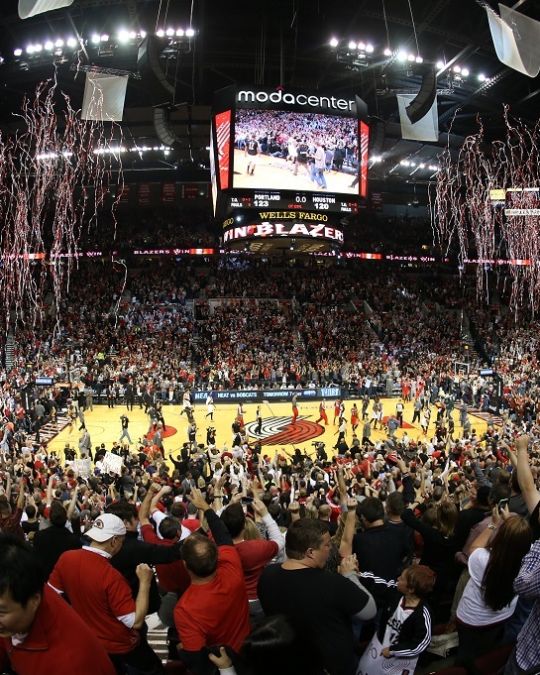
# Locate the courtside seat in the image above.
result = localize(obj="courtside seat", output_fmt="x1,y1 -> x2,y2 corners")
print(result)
472,643 -> 514,675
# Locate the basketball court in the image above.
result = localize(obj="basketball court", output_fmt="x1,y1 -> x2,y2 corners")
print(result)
44,398 -> 488,463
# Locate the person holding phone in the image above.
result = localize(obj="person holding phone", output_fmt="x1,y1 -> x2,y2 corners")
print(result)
455,508 -> 533,664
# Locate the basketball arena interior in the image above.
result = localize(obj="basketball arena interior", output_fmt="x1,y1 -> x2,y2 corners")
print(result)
1,1 -> 540,674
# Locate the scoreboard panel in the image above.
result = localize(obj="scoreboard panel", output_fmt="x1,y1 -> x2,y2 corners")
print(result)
227,191 -> 358,214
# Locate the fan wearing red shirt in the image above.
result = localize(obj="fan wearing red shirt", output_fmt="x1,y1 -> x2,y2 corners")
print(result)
0,477 -> 25,540
0,534 -> 115,675
48,513 -> 162,674
174,489 -> 250,674
220,497 -> 284,616
139,485 -> 191,596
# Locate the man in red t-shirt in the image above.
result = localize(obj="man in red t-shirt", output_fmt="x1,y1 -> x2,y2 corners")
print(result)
220,497 -> 284,617
174,489 -> 250,673
139,485 -> 191,596
0,534 -> 115,675
48,513 -> 162,674
139,484 -> 191,660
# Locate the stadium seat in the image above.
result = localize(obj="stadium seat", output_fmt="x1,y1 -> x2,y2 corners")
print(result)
473,643 -> 514,675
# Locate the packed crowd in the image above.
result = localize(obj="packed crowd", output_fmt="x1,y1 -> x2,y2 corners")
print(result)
2,260 -> 540,675
235,109 -> 358,174
80,206 -> 216,251
3,381 -> 540,675
2,261 -> 539,442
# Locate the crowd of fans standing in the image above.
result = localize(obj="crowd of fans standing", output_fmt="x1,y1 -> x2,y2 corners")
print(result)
1,260 -> 540,675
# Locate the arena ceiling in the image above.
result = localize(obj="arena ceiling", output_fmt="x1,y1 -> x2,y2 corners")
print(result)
0,0 -> 539,198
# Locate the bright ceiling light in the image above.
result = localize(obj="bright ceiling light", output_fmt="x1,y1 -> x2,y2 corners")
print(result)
478,73 -> 486,82
365,43 -> 374,53
129,31 -> 137,39
100,34 -> 109,42
55,39 -> 64,47
461,67 -> 470,77
357,41 -> 366,50
91,33 -> 100,44
419,163 -> 425,169
14,48 -> 22,56
34,43 -> 43,52
348,40 -> 357,50
156,29 -> 165,37
436,60 -> 444,70
407,53 -> 415,62
329,37 -> 339,48
117,30 -> 129,44
185,27 -> 195,37
397,50 -> 407,62
415,55 -> 423,63
453,65 -> 461,73
383,47 -> 392,57
66,37 -> 77,48
26,45 -> 35,54
176,28 -> 185,37
140,30 -> 147,38
166,27 -> 175,36
44,40 -> 54,50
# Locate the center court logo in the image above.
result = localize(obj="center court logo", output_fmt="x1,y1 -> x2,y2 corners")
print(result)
245,416 -> 324,446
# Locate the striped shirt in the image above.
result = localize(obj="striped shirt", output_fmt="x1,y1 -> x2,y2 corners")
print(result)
514,540 -> 540,670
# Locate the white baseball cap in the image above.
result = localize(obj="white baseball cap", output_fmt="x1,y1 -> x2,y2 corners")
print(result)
86,514 -> 126,542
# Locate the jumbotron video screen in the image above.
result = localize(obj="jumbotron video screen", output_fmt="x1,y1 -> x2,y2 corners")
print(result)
232,109 -> 359,195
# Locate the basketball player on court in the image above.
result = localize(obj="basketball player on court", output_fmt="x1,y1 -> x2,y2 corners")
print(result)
237,401 -> 245,428
316,399 -> 328,426
245,133 -> 259,175
291,394 -> 299,425
333,399 -> 344,425
350,403 -> 359,432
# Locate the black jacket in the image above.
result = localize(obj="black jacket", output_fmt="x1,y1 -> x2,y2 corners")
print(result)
377,593 -> 432,658
33,525 -> 82,579
110,530 -> 183,613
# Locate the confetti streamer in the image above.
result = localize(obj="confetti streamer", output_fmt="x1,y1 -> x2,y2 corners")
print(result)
432,105 -> 540,315
0,78 -> 122,334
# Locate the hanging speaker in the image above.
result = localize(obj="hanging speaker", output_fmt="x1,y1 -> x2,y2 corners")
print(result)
137,36 -> 175,98
405,65 -> 437,124
153,105 -> 181,146
18,0 -> 73,19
